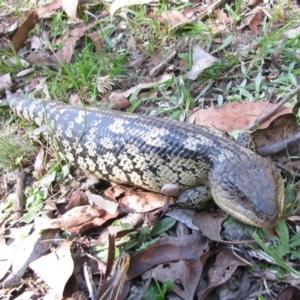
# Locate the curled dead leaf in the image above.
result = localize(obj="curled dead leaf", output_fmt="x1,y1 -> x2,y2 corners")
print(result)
11,13 -> 39,53
190,101 -> 292,132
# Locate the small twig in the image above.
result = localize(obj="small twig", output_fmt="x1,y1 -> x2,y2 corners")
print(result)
83,262 -> 96,300
257,131 -> 300,157
13,170 -> 25,221
198,0 -> 229,20
245,85 -> 300,131
149,37 -> 189,77
274,162 -> 300,179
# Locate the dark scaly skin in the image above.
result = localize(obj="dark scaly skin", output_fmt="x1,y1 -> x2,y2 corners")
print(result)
5,90 -> 284,227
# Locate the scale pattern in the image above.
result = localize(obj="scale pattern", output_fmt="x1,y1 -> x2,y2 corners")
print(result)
6,91 -> 284,228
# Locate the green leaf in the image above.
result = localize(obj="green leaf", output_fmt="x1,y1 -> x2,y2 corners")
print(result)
276,220 -> 289,246
253,232 -> 300,276
211,35 -> 232,54
162,279 -> 174,293
255,72 -> 262,93
170,110 -> 181,120
150,217 -> 176,237
290,251 -> 300,260
217,94 -> 223,105
142,283 -> 160,300
23,203 -> 44,224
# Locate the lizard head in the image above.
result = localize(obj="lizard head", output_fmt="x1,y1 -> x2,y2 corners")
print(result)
209,155 -> 284,228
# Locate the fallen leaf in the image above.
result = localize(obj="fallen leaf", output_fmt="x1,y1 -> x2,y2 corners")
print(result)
145,10 -> 168,25
38,205 -> 106,231
25,52 -> 62,68
186,45 -> 217,80
276,285 -> 300,300
69,93 -> 82,106
166,209 -> 199,230
16,68 -> 35,77
29,241 -> 74,298
0,238 -> 11,281
121,74 -> 172,98
11,13 -> 39,53
109,93 -> 131,110
253,114 -> 300,168
0,73 -> 12,95
87,32 -> 104,52
37,0 -> 62,18
0,229 -> 56,288
215,9 -> 233,25
13,291 -> 35,300
190,101 -> 292,132
127,233 -> 209,281
110,0 -> 155,16
103,186 -> 175,213
161,10 -> 196,30
58,22 -> 97,63
237,6 -> 264,31
61,0 -> 80,22
192,211 -> 228,241
66,189 -> 88,211
143,257 -> 207,299
249,9 -> 263,34
199,249 -> 251,299
86,190 -> 118,215
34,147 -> 46,178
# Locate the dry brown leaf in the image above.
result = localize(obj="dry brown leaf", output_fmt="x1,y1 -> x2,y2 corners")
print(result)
190,101 -> 292,132
247,0 -> 262,6
72,214 -> 119,234
0,73 -> 12,95
25,52 -> 62,68
237,6 -> 264,30
192,211 -> 227,241
60,36 -> 79,63
34,147 -> 46,178
66,189 -> 88,211
253,114 -> 299,148
39,205 -> 106,231
103,185 -> 175,213
16,68 -> 35,77
199,249 -> 251,300
61,0 -> 80,22
37,0 -> 62,18
276,285 -> 300,300
86,190 -> 119,215
143,258 -> 207,299
11,13 -> 39,53
127,234 -> 209,281
252,114 -> 300,170
215,9 -> 233,25
87,32 -> 104,52
0,229 -> 56,288
144,10 -> 167,24
29,241 -> 74,298
161,10 -> 195,30
186,45 -> 217,80
58,22 -> 97,63
0,238 -> 11,281
69,93 -> 82,106
121,74 -> 172,98
249,9 -> 263,34
110,0 -> 155,16
109,93 -> 131,110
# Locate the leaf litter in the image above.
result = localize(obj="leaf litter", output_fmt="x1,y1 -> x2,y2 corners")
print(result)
0,0 -> 300,299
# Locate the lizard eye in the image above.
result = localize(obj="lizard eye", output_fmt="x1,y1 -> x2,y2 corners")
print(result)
238,192 -> 248,202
